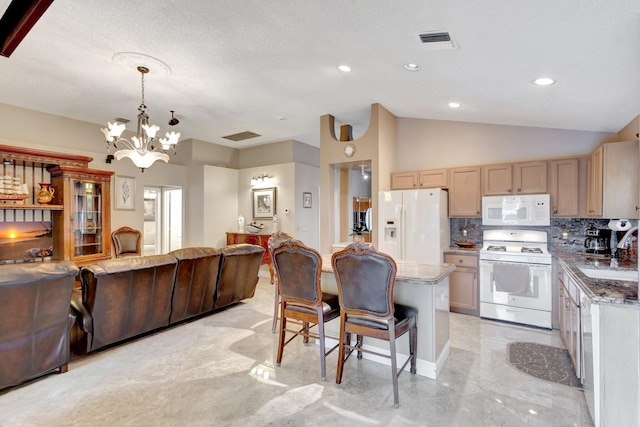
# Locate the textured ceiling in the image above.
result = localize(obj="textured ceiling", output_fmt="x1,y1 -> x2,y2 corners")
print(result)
0,0 -> 639,149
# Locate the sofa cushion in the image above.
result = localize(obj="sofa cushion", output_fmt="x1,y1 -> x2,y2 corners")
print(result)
77,255 -> 177,352
215,244 -> 265,309
168,247 -> 222,324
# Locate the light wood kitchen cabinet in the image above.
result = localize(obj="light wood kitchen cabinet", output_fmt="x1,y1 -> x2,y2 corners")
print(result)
482,161 -> 547,195
418,169 -> 448,188
390,171 -> 419,189
445,253 -> 478,316
391,169 -> 448,190
49,165 -> 114,266
549,158 -> 579,217
587,145 -> 603,217
558,266 -> 580,378
587,140 -> 638,218
448,166 -> 482,217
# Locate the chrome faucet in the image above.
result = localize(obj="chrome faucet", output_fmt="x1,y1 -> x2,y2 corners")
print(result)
617,226 -> 638,249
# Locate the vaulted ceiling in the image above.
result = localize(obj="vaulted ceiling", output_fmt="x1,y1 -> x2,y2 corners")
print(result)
0,1 -> 638,148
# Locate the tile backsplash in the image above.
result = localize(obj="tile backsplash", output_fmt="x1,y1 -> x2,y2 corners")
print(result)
450,217 -> 638,254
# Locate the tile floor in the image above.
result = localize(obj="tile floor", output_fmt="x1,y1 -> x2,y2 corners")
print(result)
0,276 -> 593,426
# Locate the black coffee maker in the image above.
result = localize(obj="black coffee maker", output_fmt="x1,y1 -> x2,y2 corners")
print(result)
584,227 -> 612,255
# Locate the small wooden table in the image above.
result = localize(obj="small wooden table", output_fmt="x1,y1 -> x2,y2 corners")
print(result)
226,232 -> 274,284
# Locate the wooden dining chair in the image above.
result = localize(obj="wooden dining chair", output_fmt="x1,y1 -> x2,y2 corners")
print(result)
267,231 -> 293,333
331,242 -> 418,407
111,226 -> 142,258
272,238 -> 340,380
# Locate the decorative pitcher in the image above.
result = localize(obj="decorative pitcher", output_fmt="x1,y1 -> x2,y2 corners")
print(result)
36,183 -> 55,204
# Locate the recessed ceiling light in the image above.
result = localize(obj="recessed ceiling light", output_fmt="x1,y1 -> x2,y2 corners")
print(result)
532,77 -> 556,86
337,65 -> 352,73
448,102 -> 461,109
277,116 -> 287,121
403,63 -> 421,71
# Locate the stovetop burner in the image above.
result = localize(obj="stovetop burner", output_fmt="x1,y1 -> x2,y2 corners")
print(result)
521,247 -> 543,254
487,245 -> 506,251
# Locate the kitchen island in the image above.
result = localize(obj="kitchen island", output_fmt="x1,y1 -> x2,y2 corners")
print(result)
320,254 -> 456,379
554,252 -> 639,427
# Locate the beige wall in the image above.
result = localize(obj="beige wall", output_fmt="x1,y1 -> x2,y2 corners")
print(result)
395,118 -> 617,171
187,165 -> 239,248
172,138 -> 239,168
617,115 -> 640,141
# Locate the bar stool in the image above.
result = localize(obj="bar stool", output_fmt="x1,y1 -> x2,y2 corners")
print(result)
272,238 -> 340,380
331,242 -> 418,407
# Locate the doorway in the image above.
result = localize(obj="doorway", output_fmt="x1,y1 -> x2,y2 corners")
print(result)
143,186 -> 183,255
333,160 -> 372,244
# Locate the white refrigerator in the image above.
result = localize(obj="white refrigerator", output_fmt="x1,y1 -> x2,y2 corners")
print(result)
378,188 -> 449,264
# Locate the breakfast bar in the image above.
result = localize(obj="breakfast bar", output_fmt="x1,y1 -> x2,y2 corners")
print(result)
320,254 -> 456,379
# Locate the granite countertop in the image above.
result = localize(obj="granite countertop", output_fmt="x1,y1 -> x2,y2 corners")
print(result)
321,254 -> 456,285
554,252 -> 639,306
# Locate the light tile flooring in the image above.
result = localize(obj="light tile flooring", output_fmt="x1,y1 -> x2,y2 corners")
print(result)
0,277 -> 593,426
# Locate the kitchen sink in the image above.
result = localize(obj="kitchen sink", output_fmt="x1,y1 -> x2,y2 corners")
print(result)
578,267 -> 639,282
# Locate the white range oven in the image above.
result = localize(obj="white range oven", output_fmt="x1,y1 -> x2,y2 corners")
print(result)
479,229 -> 552,329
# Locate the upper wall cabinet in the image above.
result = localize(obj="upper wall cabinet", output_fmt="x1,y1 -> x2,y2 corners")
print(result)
549,158 -> 579,217
449,166 -> 482,217
391,169 -> 448,190
482,161 -> 547,195
587,141 -> 639,218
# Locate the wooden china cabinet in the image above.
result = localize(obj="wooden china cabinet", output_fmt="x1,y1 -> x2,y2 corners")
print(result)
0,144 -> 113,266
49,165 -> 114,266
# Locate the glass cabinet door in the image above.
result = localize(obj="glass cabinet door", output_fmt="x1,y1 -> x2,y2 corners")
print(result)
73,181 -> 103,257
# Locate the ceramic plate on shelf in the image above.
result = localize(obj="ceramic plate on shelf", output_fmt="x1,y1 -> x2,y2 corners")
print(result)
454,241 -> 476,248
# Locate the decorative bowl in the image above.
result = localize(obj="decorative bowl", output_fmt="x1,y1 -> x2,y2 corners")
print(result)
245,224 -> 264,234
454,241 -> 476,248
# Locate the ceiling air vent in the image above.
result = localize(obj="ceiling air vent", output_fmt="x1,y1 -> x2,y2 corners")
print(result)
222,131 -> 261,142
418,31 -> 456,50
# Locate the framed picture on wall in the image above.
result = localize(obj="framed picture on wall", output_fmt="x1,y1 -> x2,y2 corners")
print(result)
252,187 -> 276,219
114,175 -> 135,210
303,192 -> 312,208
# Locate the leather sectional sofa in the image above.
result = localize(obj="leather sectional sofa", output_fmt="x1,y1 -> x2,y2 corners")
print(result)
70,243 -> 265,354
0,261 -> 79,390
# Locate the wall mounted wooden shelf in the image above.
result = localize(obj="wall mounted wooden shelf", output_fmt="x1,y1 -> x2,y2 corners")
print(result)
0,204 -> 63,210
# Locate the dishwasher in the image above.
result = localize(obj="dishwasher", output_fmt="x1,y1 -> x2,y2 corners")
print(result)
581,293 -> 595,422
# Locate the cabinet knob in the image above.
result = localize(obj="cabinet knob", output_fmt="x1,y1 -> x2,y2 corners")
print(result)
458,259 -> 463,264
636,206 -> 639,212
517,188 -> 521,192
508,189 -> 512,192
553,209 -> 558,214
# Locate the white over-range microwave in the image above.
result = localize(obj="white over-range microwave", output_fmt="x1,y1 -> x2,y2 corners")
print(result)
482,194 -> 551,226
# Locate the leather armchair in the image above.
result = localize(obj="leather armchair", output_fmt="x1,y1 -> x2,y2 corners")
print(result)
215,244 -> 265,309
0,261 -> 79,390
111,226 -> 142,258
168,247 -> 222,324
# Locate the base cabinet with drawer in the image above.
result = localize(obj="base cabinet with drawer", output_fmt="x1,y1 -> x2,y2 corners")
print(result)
445,252 -> 479,315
